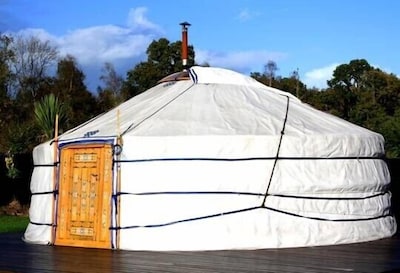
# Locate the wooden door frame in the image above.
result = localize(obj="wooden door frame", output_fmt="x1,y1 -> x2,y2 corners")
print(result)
54,142 -> 114,249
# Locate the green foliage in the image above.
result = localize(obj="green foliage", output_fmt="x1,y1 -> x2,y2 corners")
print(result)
251,72 -> 269,86
124,38 -> 195,98
6,122 -> 41,155
54,55 -> 99,127
34,94 -> 67,140
97,89 -> 119,112
325,59 -> 373,119
4,153 -> 19,179
328,59 -> 373,90
125,61 -> 162,96
379,110 -> 400,158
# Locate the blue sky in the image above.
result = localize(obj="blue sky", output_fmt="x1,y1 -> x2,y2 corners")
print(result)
1,0 -> 399,91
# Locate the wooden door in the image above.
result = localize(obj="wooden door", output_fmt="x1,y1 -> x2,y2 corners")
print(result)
55,143 -> 113,249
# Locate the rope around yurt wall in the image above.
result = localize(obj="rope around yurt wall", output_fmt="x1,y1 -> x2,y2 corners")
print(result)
261,95 -> 290,207
120,82 -> 195,136
108,185 -> 392,231
116,155 -> 383,163
114,190 -> 389,200
109,203 -> 392,231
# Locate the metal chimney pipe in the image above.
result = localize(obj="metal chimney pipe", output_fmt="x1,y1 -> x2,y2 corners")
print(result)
180,21 -> 191,69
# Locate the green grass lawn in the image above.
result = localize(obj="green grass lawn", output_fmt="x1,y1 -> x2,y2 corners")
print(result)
0,215 -> 29,233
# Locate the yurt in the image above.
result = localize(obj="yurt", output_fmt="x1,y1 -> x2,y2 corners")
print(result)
23,64 -> 396,250
23,24 -> 396,251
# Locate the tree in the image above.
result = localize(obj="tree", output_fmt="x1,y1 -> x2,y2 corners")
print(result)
53,55 -> 98,127
323,59 -> 400,156
97,62 -> 124,112
379,110 -> 400,158
251,69 -> 306,99
0,34 -> 15,152
10,35 -> 58,100
363,69 -> 400,116
275,72 -> 306,99
264,60 -> 278,87
100,62 -> 123,96
147,38 -> 195,74
124,61 -> 161,96
0,34 -> 14,97
292,68 -> 300,98
328,59 -> 372,91
124,38 -> 195,97
327,59 -> 373,119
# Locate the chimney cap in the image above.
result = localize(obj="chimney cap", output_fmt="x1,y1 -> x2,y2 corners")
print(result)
180,21 -> 191,27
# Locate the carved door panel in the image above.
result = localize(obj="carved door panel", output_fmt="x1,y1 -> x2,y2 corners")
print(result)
55,144 -> 112,249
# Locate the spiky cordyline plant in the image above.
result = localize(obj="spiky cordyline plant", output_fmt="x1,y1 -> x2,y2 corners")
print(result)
34,94 -> 67,141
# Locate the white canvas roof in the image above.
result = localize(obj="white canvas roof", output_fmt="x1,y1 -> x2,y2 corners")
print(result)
24,66 -> 396,250
58,66 -> 384,157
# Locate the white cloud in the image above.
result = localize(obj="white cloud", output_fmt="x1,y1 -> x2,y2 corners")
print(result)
236,8 -> 261,22
13,7 -> 162,65
12,28 -> 56,42
303,63 -> 339,89
127,7 -> 161,32
10,7 -> 163,90
196,49 -> 287,74
56,25 -> 154,65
